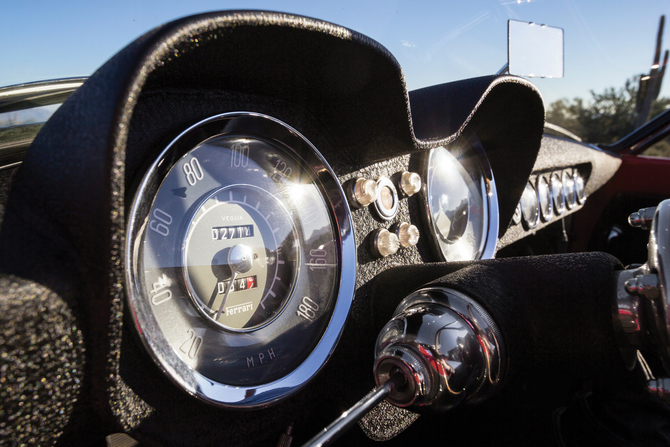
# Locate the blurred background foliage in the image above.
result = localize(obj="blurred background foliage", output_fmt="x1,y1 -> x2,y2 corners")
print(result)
546,78 -> 670,145
546,15 -> 670,157
546,80 -> 670,157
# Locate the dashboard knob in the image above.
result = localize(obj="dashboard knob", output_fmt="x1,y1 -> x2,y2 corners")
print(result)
393,222 -> 420,247
399,171 -> 422,196
371,228 -> 400,258
349,177 -> 379,208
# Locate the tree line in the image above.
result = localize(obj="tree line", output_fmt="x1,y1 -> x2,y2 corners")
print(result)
546,78 -> 670,145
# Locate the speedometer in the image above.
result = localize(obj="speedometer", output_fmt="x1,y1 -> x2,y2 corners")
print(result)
125,112 -> 355,408
419,135 -> 499,262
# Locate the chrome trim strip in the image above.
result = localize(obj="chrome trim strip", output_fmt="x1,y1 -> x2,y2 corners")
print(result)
0,82 -> 84,98
544,122 -> 582,142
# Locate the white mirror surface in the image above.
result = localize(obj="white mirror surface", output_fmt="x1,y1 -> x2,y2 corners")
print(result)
508,20 -> 564,79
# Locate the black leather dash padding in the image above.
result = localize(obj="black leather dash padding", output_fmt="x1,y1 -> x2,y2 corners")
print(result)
139,14 -> 413,165
437,252 -> 624,379
370,261 -> 475,330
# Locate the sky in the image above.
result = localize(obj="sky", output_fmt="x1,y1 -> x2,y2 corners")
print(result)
1,0 -> 669,106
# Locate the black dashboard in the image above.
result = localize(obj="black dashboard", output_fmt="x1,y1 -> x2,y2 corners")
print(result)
0,10 -> 624,446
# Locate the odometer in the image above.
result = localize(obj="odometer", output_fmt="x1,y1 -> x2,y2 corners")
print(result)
126,112 -> 355,407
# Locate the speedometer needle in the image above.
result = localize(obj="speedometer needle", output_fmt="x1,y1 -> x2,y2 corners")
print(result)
215,244 -> 253,321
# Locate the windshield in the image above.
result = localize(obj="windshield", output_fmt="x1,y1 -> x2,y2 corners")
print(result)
2,1 -> 669,145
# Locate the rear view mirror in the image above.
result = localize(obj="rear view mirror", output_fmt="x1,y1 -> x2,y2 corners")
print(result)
507,20 -> 564,78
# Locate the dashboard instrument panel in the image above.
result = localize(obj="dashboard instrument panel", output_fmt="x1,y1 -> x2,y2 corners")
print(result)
124,111 -> 504,409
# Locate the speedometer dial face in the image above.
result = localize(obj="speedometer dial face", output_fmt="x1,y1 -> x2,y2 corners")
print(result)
420,136 -> 499,262
183,184 -> 298,331
126,112 -> 355,408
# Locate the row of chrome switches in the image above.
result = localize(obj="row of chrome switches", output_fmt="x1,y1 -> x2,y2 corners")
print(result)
346,172 -> 422,258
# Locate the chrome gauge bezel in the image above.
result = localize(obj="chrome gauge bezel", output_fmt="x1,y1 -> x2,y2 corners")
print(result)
536,174 -> 554,223
562,169 -> 577,210
551,172 -> 566,216
574,171 -> 586,205
520,182 -> 539,230
125,112 -> 356,409
512,204 -> 522,225
417,134 -> 499,262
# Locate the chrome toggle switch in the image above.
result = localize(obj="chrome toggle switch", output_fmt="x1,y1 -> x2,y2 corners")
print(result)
624,273 -> 660,299
628,206 -> 657,230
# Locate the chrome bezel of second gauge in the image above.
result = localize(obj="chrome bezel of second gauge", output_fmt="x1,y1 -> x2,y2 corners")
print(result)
417,134 -> 499,262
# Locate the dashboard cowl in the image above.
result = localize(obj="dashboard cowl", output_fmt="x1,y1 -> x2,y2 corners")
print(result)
0,10 -> 545,444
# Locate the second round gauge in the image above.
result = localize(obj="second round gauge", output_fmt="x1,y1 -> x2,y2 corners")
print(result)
183,184 -> 298,331
420,136 -> 498,262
